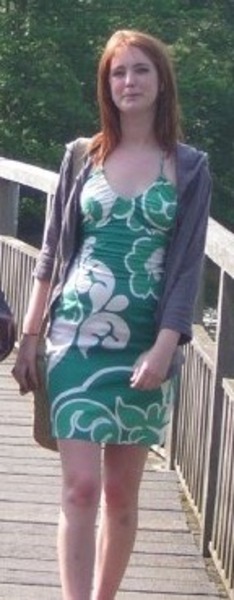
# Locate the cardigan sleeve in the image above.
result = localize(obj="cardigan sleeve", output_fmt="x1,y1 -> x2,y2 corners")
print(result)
157,158 -> 212,345
33,147 -> 74,281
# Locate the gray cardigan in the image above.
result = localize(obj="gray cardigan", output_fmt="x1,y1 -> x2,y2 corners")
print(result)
35,140 -> 211,351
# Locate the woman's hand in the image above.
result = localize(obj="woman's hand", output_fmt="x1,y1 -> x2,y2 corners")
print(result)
12,334 -> 40,395
130,346 -> 169,390
12,278 -> 50,394
130,329 -> 180,390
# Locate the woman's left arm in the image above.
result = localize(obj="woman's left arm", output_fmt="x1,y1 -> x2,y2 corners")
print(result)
157,157 -> 212,346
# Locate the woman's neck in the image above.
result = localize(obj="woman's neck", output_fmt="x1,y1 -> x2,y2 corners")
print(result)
119,113 -> 158,149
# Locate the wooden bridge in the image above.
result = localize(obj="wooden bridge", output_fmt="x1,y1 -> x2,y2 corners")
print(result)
0,157 -> 233,599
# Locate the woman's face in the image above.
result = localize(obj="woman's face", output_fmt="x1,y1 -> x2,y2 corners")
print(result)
109,45 -> 159,116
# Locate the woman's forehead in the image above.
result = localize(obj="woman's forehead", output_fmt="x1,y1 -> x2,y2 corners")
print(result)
110,45 -> 154,68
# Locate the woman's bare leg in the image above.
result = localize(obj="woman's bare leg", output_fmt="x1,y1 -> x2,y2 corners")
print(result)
58,440 -> 101,600
92,444 -> 148,600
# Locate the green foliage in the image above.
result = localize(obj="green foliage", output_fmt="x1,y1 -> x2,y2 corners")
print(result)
0,4 -> 95,167
17,193 -> 46,247
0,0 -> 233,228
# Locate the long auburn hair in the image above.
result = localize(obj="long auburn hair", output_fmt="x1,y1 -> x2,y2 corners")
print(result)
89,29 -> 182,163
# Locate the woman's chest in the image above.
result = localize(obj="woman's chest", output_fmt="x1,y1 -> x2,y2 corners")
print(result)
80,168 -> 178,235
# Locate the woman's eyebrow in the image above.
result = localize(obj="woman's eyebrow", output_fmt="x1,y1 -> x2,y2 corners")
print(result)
132,62 -> 150,67
111,61 -> 150,71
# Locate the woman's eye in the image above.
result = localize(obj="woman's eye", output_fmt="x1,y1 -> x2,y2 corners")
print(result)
135,66 -> 149,74
111,70 -> 125,78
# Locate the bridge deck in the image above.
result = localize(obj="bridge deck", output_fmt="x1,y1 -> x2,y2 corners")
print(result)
0,354 -> 226,600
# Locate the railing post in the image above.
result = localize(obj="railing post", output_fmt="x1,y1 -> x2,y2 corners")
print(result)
167,377 -> 181,470
0,178 -> 20,236
201,270 -> 234,555
194,257 -> 207,324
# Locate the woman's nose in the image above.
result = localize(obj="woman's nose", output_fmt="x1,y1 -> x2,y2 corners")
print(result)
125,69 -> 135,85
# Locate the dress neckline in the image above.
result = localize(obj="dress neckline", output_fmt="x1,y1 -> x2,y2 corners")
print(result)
99,166 -> 177,202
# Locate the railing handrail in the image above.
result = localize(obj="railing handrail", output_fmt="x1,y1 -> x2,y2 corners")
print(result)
206,218 -> 234,278
0,157 -> 58,194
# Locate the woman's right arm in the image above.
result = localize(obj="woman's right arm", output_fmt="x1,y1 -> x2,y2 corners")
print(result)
12,145 -> 74,394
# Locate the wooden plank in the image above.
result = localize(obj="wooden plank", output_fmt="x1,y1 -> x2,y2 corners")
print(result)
117,595 -> 220,600
0,589 -> 220,600
119,577 -> 218,594
0,586 -> 61,600
0,558 -> 213,581
0,564 -> 219,588
0,490 -> 182,511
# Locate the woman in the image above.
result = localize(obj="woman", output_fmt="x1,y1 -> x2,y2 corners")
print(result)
13,30 -> 211,600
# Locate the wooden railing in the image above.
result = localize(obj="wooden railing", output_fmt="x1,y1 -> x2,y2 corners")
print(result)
170,325 -> 215,519
170,221 -> 234,600
0,235 -> 38,341
0,156 -> 58,236
0,157 -> 233,600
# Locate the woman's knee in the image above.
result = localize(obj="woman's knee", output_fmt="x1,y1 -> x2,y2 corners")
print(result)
63,473 -> 101,511
103,478 -> 137,513
58,440 -> 101,512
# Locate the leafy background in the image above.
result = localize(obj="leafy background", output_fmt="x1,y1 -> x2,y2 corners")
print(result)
0,0 -> 233,234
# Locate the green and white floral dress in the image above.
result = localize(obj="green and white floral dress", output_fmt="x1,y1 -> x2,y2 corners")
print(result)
46,164 -> 178,445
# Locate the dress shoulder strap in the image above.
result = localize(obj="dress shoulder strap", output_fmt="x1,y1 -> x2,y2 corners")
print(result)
159,151 -> 166,177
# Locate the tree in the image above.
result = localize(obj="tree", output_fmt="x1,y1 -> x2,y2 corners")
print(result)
0,0 -> 233,228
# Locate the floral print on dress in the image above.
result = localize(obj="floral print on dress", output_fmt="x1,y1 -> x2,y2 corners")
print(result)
51,367 -> 176,445
125,236 -> 166,299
